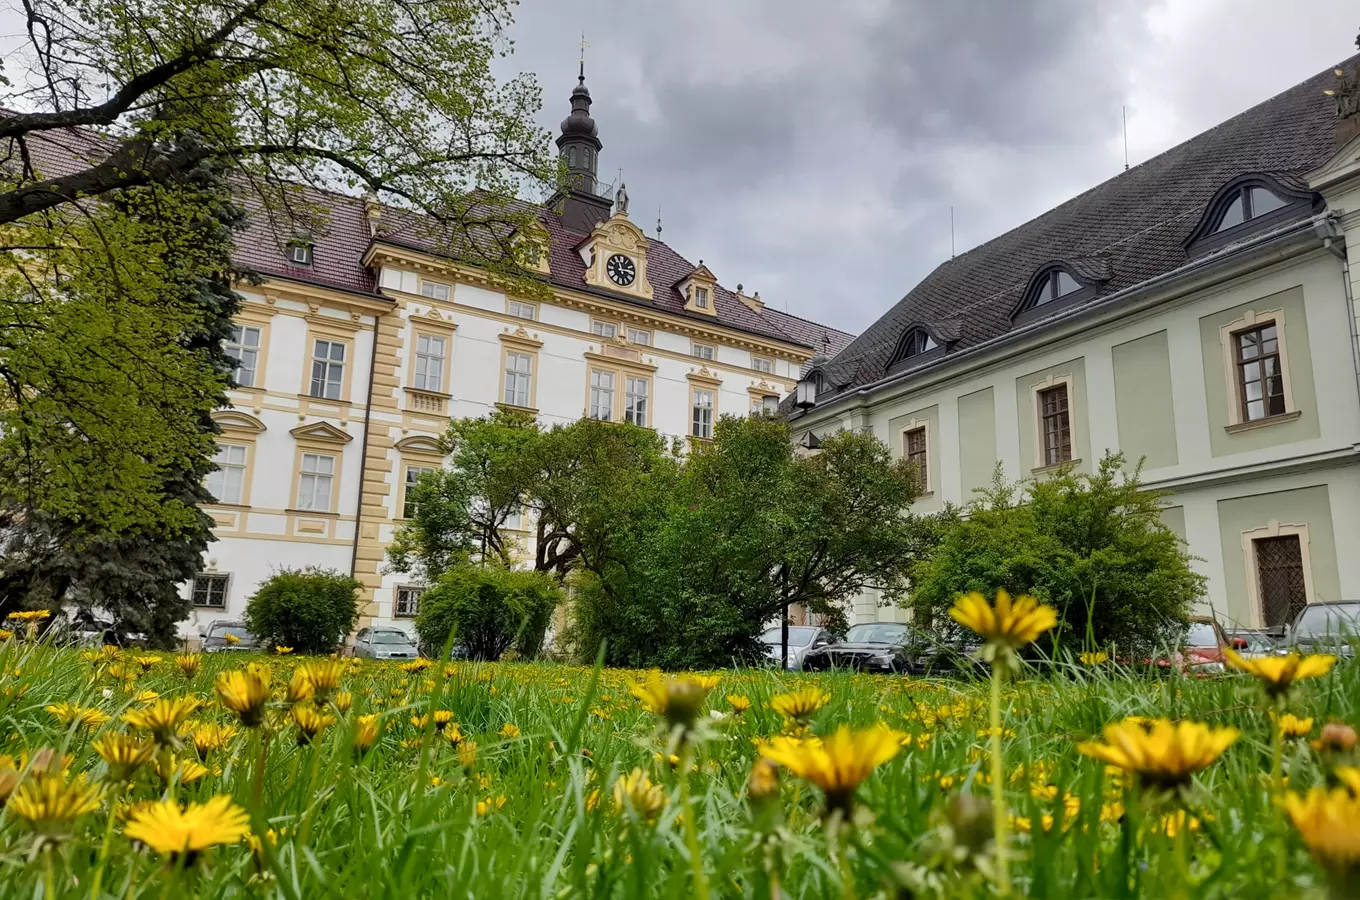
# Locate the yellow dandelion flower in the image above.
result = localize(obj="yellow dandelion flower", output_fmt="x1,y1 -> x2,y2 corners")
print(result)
7,609 -> 51,622
949,589 -> 1057,658
154,755 -> 210,785
458,739 -> 478,769
353,715 -> 380,754
432,710 -> 455,731
292,705 -> 335,745
628,670 -> 711,731
401,659 -> 432,674
134,656 -> 161,672
215,667 -> 270,727
123,697 -> 201,748
1225,649 -> 1337,697
477,795 -> 508,816
224,633 -> 241,645
124,795 -> 251,860
92,734 -> 155,781
1077,717 -> 1239,791
191,723 -> 238,759
747,758 -> 780,810
45,702 -> 111,729
301,660 -> 344,703
174,654 -> 202,679
769,686 -> 830,725
333,691 -> 353,713
1285,786 -> 1360,881
8,771 -> 103,838
585,789 -> 602,812
725,694 -> 752,715
275,646 -> 293,655
1079,651 -> 1109,666
759,724 -> 903,815
0,629 -> 12,641
612,768 -> 666,821
284,668 -> 315,704
1275,713 -> 1315,740
499,723 -> 521,740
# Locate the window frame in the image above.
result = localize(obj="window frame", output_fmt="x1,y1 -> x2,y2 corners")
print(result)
1038,384 -> 1073,468
751,355 -> 774,375
224,323 -> 263,389
693,286 -> 710,309
691,388 -> 715,440
588,368 -> 616,421
691,342 -> 715,361
401,465 -> 438,520
308,338 -> 348,401
591,320 -> 619,340
502,350 -> 534,409
626,327 -> 651,346
507,300 -> 537,321
412,332 -> 449,394
286,242 -> 313,266
420,279 -> 451,302
624,375 -> 650,427
1241,522 -> 1316,629
1219,308 -> 1297,429
902,423 -> 930,494
394,585 -> 424,619
206,442 -> 249,506
296,451 -> 337,512
1012,266 -> 1097,325
1185,174 -> 1317,256
191,573 -> 231,610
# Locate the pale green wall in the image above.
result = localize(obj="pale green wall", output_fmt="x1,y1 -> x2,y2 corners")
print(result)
889,405 -> 942,512
1216,485 -> 1340,627
1015,358 -> 1089,475
957,387 -> 997,502
1199,286 -> 1320,458
1112,331 -> 1179,470
1160,504 -> 1187,542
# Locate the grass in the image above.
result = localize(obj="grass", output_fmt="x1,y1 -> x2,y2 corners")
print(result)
0,634 -> 1354,898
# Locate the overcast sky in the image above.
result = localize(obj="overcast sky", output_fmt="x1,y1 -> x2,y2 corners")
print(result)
502,0 -> 1359,334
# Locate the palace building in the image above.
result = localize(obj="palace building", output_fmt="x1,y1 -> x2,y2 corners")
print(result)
190,70 -> 853,635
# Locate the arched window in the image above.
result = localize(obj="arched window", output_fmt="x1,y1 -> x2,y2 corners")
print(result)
1211,185 -> 1289,233
1185,174 -> 1317,256
568,146 -> 578,167
1030,270 -> 1083,306
1012,264 -> 1099,324
887,327 -> 945,375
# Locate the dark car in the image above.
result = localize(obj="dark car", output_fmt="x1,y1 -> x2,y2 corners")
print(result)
802,622 -> 913,673
200,621 -> 259,653
1285,602 -> 1360,657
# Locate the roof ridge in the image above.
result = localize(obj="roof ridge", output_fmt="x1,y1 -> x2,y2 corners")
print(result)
762,305 -> 855,338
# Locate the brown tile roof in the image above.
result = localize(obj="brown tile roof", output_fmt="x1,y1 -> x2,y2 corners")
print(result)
809,53 -> 1359,402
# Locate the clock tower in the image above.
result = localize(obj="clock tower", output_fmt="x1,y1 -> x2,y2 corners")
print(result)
554,64 -> 614,232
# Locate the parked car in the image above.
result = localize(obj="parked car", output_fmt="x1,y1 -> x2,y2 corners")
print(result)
353,627 -> 420,660
1284,601 -> 1360,657
1149,616 -> 1241,674
200,621 -> 258,653
801,622 -> 981,675
1224,629 -> 1279,659
760,625 -> 834,671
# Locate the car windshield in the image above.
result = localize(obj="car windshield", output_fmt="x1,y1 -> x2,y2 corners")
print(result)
1292,604 -> 1360,639
761,626 -> 819,647
211,625 -> 252,641
844,623 -> 910,645
371,632 -> 413,645
1186,622 -> 1220,648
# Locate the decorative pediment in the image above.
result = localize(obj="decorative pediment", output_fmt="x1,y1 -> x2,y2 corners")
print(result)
213,410 -> 267,434
580,213 -> 654,300
290,421 -> 353,445
677,261 -> 719,317
395,434 -> 445,456
686,366 -> 722,388
498,325 -> 544,350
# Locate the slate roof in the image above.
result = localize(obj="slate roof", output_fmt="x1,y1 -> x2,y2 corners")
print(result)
808,53 -> 1359,402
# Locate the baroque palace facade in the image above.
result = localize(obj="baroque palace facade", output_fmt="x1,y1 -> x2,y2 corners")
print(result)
187,72 -> 853,637
789,51 -> 1360,633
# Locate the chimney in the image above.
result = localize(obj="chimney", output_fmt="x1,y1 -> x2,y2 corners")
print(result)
734,283 -> 765,312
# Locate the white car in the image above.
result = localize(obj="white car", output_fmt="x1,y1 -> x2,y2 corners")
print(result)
352,627 -> 420,660
761,625 -> 834,671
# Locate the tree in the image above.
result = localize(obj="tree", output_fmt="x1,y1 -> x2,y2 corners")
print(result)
415,564 -> 561,661
907,455 -> 1205,659
243,567 -> 361,654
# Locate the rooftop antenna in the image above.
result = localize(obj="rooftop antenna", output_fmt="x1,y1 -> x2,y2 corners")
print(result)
655,205 -> 662,239
579,32 -> 588,81
1122,105 -> 1129,171
950,206 -> 955,259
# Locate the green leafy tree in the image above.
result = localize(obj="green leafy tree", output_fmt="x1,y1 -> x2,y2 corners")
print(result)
415,564 -> 561,661
244,567 -> 361,654
908,455 -> 1205,659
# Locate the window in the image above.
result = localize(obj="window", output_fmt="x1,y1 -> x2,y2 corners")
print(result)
589,370 -> 615,421
1213,186 -> 1290,234
403,466 -> 437,519
206,444 -> 247,505
752,356 -> 773,374
224,325 -> 261,388
627,328 -> 651,346
1234,324 -> 1286,421
693,286 -> 710,309
503,507 -> 524,531
287,242 -> 312,265
692,343 -> 715,361
309,339 -> 346,400
1039,385 -> 1072,467
1031,271 -> 1082,307
625,377 -> 649,426
692,389 -> 714,439
420,280 -> 451,301
1254,535 -> 1307,628
504,352 -> 532,407
394,585 -> 423,618
892,329 -> 940,364
751,394 -> 779,416
297,452 -> 335,511
413,334 -> 446,392
508,300 -> 536,321
592,321 -> 618,339
904,427 -> 928,492
192,573 -> 230,609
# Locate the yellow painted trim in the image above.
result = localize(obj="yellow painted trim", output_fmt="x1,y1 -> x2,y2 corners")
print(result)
254,279 -> 393,317
289,443 -> 345,516
686,367 -> 723,388
583,349 -> 659,375
299,326 -> 357,404
498,339 -> 539,410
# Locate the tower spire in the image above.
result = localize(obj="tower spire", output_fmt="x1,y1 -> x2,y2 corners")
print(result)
554,43 -> 611,231
579,32 -> 588,83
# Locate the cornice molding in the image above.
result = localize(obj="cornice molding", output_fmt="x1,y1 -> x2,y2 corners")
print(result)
498,326 -> 544,350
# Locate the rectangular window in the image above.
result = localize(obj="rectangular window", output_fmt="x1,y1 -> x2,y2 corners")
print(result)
224,325 -> 262,388
503,352 -> 532,407
627,328 -> 651,346
592,321 -> 618,339
692,343 -> 715,361
1235,324 -> 1287,422
413,334 -> 446,392
394,585 -> 423,618
309,339 -> 346,400
904,427 -> 928,492
1039,385 -> 1072,467
1254,535 -> 1307,628
503,507 -> 524,531
692,389 -> 714,439
625,376 -> 649,426
297,452 -> 335,511
752,356 -> 773,374
192,573 -> 230,609
287,243 -> 312,265
403,466 -> 437,519
205,444 -> 248,505
508,300 -> 537,321
693,286 -> 710,309
420,280 -> 451,301
589,370 -> 615,421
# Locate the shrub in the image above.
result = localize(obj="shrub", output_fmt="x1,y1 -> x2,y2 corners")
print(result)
909,454 -> 1205,660
243,568 -> 361,654
415,564 -> 560,660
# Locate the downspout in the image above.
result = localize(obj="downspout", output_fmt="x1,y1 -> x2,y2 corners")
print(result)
1317,216 -> 1360,419
349,312 -> 381,578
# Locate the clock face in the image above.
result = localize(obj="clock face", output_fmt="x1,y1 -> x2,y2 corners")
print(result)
606,254 -> 636,287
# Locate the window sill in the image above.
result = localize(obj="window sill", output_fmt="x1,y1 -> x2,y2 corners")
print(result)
227,385 -> 265,394
495,402 -> 539,415
406,387 -> 452,400
1031,458 -> 1080,476
299,394 -> 352,407
1225,410 -> 1301,434
913,491 -> 936,500
194,606 -> 228,611
287,508 -> 339,518
205,502 -> 251,510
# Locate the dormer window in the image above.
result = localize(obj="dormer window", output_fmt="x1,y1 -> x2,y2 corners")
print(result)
1185,174 -> 1317,256
887,326 -> 946,375
287,241 -> 313,266
1032,270 -> 1082,305
693,286 -> 710,309
1212,186 -> 1288,233
1011,263 -> 1101,325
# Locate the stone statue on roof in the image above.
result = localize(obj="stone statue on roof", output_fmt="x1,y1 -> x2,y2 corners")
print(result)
614,182 -> 629,217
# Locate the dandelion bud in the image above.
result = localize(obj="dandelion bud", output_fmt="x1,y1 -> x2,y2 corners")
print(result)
946,792 -> 996,857
747,758 -> 780,811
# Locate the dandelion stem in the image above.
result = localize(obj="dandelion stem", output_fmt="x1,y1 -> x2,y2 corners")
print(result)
1272,716 -> 1285,882
44,848 -> 55,900
678,743 -> 711,900
89,783 -> 124,900
990,659 -> 1010,897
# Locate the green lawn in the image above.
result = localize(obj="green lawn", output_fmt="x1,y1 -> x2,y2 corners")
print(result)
0,636 -> 1354,898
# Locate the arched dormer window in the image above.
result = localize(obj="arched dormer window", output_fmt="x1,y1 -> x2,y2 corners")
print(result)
887,326 -> 945,375
1011,263 -> 1101,325
1185,174 -> 1318,256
